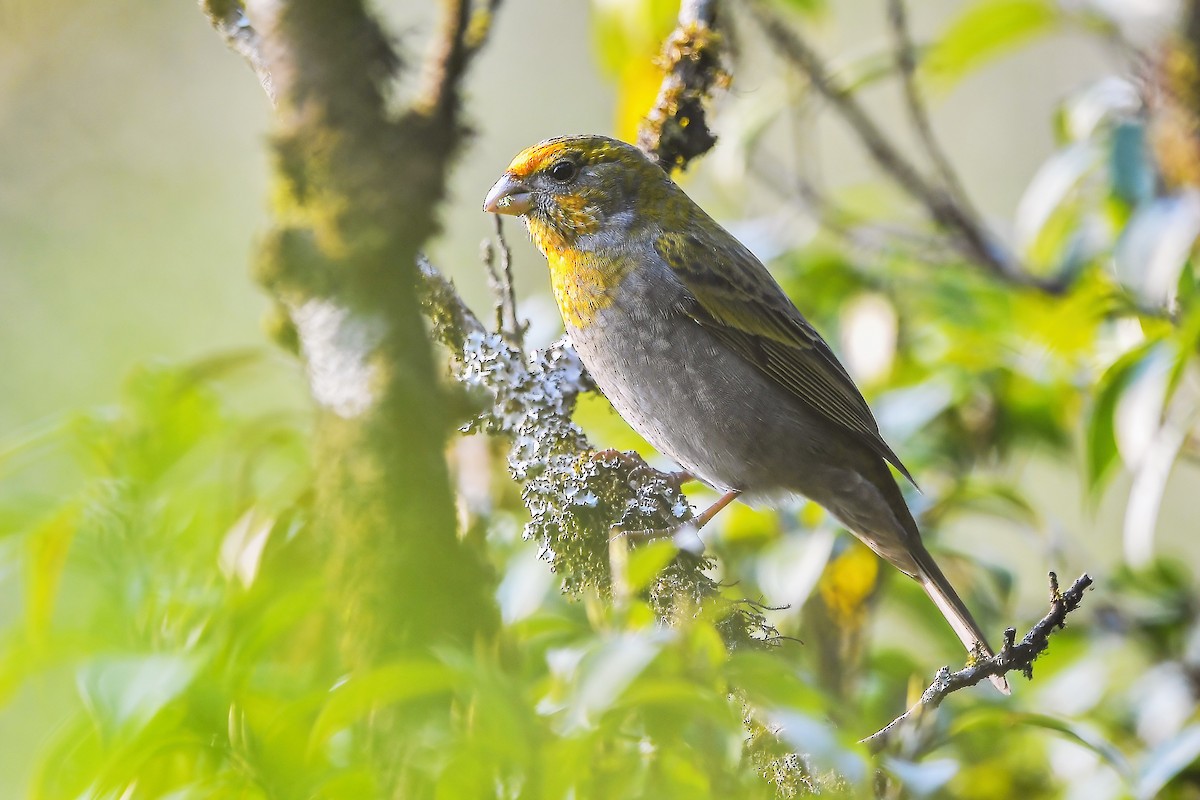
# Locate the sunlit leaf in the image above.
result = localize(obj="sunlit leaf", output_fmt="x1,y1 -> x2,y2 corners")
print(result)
1015,143 -> 1103,265
76,654 -> 200,740
1113,341 -> 1174,470
923,0 -> 1061,92
755,526 -> 836,613
309,660 -> 459,751
883,756 -> 959,796
1135,724 -> 1200,800
768,709 -> 868,787
497,543 -> 557,624
1114,192 -> 1200,306
1124,388 -> 1190,567
218,509 -> 274,588
25,503 -> 78,634
1086,339 -> 1161,497
589,0 -> 678,141
1059,77 -> 1141,143
563,631 -> 665,730
950,709 -> 1133,780
623,538 -> 678,594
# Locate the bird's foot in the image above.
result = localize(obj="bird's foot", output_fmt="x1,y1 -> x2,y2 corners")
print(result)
610,489 -> 741,553
664,469 -> 694,491
610,519 -> 706,555
591,449 -> 693,490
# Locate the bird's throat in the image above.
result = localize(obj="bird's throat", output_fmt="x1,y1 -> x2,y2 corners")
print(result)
542,247 -> 629,329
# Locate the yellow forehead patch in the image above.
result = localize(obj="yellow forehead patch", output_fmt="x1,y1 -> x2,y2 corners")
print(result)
504,135 -> 635,179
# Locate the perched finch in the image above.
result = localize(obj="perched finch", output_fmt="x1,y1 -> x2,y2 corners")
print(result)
484,135 -> 1008,693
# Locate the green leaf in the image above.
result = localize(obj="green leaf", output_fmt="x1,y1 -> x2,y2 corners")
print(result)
1110,121 -> 1155,206
563,631 -> 664,730
951,709 -> 1133,781
1012,712 -> 1133,781
1015,143 -> 1103,266
308,660 -> 459,751
1135,724 -> 1200,799
882,757 -> 959,796
780,0 -> 827,14
1114,194 -> 1200,306
624,539 -> 679,595
25,503 -> 78,634
76,654 -> 200,741
1085,339 -> 1161,499
947,478 -> 1041,528
923,0 -> 1061,92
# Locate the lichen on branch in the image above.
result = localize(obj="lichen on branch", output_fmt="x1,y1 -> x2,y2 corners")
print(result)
418,255 -> 776,644
638,0 -> 728,173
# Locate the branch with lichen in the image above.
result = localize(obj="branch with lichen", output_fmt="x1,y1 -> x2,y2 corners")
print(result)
638,0 -> 728,173
200,0 -> 276,102
861,572 -> 1094,749
201,0 -> 773,646
418,254 -> 776,644
413,0 -> 775,641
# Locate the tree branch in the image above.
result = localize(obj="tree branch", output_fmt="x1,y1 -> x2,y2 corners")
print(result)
418,0 -> 503,118
861,572 -> 1094,750
884,0 -> 971,208
745,0 -> 1069,295
199,0 -> 275,102
638,0 -> 728,171
203,0 -> 504,672
417,254 -> 777,644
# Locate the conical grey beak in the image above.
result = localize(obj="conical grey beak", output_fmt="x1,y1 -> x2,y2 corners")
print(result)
483,173 -> 533,216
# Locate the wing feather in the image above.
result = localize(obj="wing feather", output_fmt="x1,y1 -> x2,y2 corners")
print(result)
656,228 -> 915,486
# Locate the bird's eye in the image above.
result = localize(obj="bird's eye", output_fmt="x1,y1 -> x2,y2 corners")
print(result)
548,159 -> 577,183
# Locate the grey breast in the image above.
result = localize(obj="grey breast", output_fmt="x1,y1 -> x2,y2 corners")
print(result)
565,263 -> 839,496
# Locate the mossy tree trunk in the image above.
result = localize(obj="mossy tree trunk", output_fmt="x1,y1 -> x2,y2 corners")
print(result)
248,0 -> 496,665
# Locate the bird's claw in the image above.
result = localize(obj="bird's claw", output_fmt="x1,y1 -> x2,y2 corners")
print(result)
609,521 -> 706,555
591,449 -> 692,490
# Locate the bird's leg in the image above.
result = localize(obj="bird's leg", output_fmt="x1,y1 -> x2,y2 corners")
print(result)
665,469 -> 694,491
614,489 -> 741,542
691,490 -> 740,528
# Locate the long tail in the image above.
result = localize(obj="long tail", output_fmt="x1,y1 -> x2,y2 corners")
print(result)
912,546 -> 1010,695
836,456 -> 1009,693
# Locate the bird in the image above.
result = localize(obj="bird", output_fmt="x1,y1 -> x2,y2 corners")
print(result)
484,134 -> 1008,693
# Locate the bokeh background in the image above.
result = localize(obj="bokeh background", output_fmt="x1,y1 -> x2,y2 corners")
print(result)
2,0 -> 1199,797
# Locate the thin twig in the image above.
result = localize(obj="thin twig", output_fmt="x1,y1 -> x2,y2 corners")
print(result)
488,216 -> 525,345
746,0 -> 1069,295
748,156 -> 959,265
885,0 -> 971,207
419,0 -> 471,116
419,0 -> 504,117
860,572 -> 1094,750
480,227 -> 523,345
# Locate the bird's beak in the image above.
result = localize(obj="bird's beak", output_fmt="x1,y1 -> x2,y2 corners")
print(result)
483,173 -> 533,216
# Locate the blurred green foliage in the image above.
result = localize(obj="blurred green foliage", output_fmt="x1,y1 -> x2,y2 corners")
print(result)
2,0 -> 1200,797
